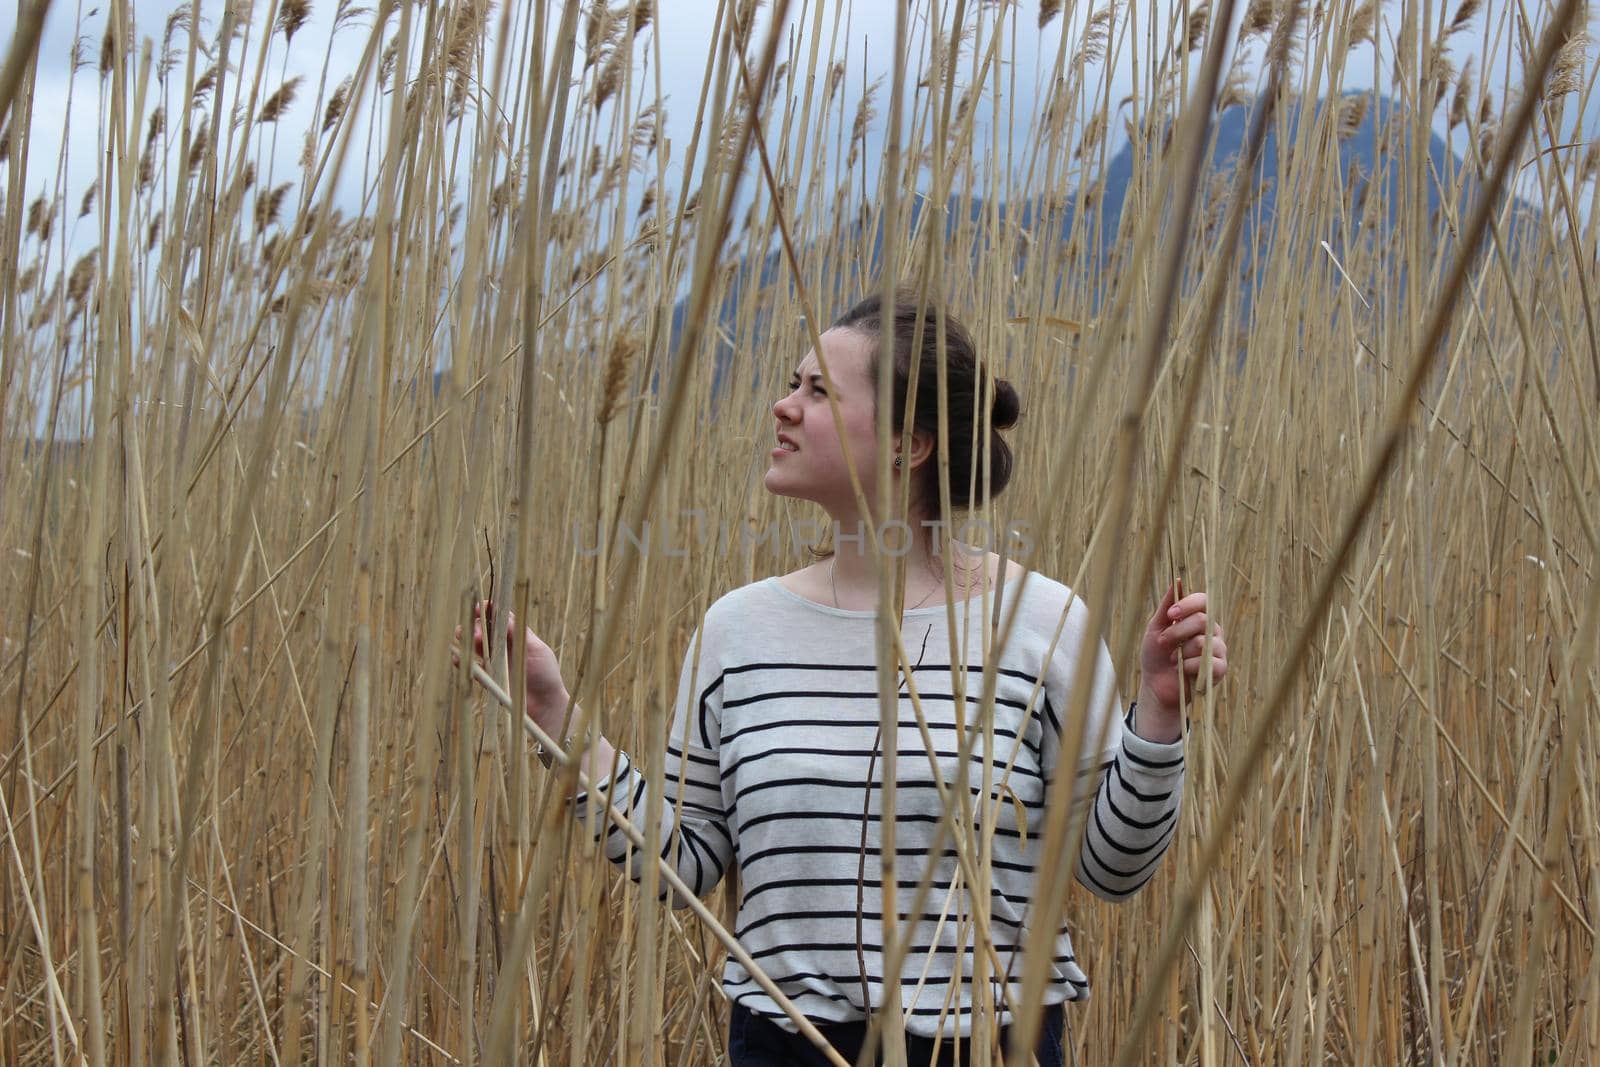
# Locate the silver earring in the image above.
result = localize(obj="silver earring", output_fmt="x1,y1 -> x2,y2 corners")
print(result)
894,456 -> 902,467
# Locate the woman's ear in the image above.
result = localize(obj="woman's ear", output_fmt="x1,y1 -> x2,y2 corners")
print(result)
904,429 -> 935,470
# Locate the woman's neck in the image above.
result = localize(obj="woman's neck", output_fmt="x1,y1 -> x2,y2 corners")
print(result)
824,516 -> 986,609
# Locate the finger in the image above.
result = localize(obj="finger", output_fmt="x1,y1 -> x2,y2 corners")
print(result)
1161,613 -> 1213,644
1169,590 -> 1208,619
1181,653 -> 1226,677
1156,583 -> 1177,620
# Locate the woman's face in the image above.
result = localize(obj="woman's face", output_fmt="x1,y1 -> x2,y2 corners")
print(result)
763,327 -> 889,516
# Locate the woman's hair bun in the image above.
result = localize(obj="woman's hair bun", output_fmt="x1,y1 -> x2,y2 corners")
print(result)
991,377 -> 1020,431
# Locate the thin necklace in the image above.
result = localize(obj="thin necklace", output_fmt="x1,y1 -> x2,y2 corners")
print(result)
830,557 -> 950,611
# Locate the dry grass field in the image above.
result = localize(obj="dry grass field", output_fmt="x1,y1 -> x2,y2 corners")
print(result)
0,0 -> 1597,1063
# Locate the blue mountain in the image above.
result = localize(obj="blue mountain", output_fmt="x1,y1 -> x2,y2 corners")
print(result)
673,92 -> 1528,393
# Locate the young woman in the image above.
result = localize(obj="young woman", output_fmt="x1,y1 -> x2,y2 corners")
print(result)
467,292 -> 1229,1066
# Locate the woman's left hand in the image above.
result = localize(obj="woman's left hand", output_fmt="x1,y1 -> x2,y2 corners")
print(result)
1139,583 -> 1228,716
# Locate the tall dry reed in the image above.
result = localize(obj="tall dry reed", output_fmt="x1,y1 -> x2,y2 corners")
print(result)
0,0 -> 1596,1064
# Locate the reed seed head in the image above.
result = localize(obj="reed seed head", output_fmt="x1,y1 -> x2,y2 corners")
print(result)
259,77 -> 304,124
67,250 -> 98,304
193,64 -> 218,103
1447,0 -> 1482,38
324,77 -> 353,132
1347,0 -> 1377,49
279,0 -> 311,43
1242,0 -> 1275,39
584,4 -> 613,67
28,283 -> 59,329
594,50 -> 626,112
1077,1 -> 1120,64
1184,3 -> 1211,53
1337,93 -> 1368,140
188,122 -> 211,176
1450,61 -> 1474,130
598,333 -> 638,424
1545,29 -> 1587,99
25,195 -> 52,242
256,184 -> 292,235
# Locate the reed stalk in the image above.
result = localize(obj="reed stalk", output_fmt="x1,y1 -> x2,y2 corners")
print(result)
0,0 -> 1595,1062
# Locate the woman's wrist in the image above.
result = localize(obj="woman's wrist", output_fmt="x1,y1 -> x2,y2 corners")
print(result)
1131,686 -> 1184,744
531,691 -> 578,765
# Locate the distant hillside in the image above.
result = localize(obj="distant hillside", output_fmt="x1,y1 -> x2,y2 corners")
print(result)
672,91 -> 1524,399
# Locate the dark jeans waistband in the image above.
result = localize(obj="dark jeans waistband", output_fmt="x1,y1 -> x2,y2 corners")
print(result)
728,1001 -> 1067,1067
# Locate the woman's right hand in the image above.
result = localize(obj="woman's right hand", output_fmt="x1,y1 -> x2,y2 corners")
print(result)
455,601 -> 572,730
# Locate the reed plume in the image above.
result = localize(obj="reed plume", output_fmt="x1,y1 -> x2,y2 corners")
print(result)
27,281 -> 58,329
1450,60 -> 1474,129
1347,0 -> 1377,48
324,76 -> 352,132
1077,2 -> 1120,64
258,77 -> 304,124
1545,28 -> 1587,99
252,184 -> 294,236
278,0 -> 311,43
188,121 -> 211,175
192,63 -> 219,104
1447,0 -> 1482,37
584,4 -> 614,67
1242,0 -> 1276,39
334,1 -> 368,29
25,195 -> 52,242
633,0 -> 655,37
1336,92 -> 1368,139
66,250 -> 98,305
1184,3 -> 1211,53
593,49 -> 626,112
598,333 -> 638,424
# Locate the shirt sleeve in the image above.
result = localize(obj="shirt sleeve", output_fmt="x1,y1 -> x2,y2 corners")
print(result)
1038,593 -> 1186,903
1072,702 -> 1185,901
569,625 -> 733,908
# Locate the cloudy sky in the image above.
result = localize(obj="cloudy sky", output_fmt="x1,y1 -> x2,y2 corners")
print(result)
3,0 -> 1595,265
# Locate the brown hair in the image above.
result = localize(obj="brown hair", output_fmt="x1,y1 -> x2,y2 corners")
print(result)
830,287 -> 1021,523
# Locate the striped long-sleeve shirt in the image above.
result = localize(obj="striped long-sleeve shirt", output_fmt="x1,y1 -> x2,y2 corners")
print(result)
571,570 -> 1185,1037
